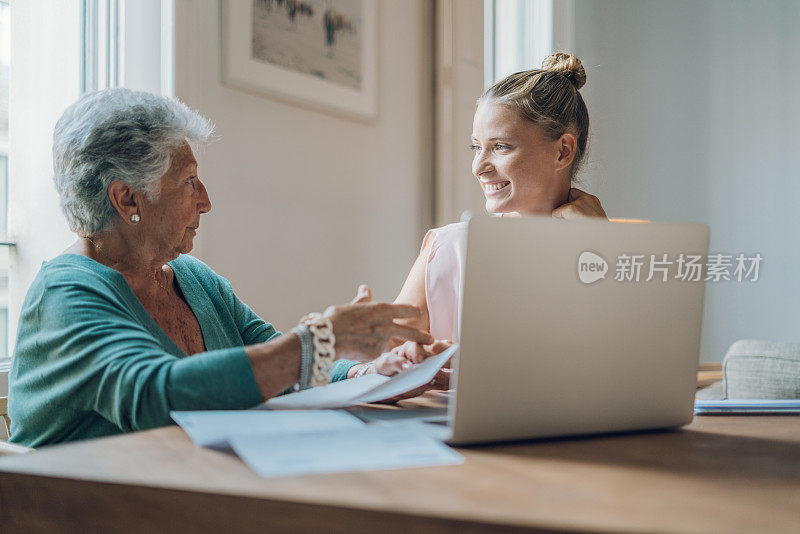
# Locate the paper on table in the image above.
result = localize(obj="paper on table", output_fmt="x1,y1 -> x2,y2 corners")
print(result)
260,374 -> 388,410
263,344 -> 458,410
349,345 -> 457,404
170,410 -> 364,449
229,423 -> 464,478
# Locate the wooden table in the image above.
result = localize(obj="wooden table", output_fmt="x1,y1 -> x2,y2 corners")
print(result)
1,396 -> 799,533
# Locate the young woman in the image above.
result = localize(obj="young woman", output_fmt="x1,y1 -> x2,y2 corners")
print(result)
339,53 -> 608,381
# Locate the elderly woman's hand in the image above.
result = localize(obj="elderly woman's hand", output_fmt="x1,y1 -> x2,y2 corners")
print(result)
323,285 -> 434,362
551,187 -> 607,220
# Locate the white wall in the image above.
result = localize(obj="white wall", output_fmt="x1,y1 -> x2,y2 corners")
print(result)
574,0 -> 800,361
174,1 -> 435,332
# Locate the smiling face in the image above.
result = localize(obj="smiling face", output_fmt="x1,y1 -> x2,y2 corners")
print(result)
471,102 -> 572,215
139,143 -> 212,261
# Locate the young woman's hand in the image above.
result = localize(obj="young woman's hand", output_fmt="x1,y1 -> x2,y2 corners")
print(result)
552,187 -> 607,220
348,340 -> 454,400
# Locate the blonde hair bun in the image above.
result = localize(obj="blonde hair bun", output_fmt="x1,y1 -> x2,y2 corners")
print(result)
542,52 -> 586,90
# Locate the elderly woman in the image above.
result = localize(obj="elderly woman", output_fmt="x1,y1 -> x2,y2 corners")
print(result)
8,89 -> 439,448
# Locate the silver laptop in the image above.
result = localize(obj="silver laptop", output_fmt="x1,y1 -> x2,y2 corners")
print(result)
357,216 -> 709,445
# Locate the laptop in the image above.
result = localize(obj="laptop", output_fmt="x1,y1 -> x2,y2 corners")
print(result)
359,216 -> 709,446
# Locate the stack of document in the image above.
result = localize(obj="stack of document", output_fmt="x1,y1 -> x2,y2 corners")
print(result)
171,345 -> 463,478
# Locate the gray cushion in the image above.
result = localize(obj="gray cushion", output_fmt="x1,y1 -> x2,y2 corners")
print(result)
722,340 -> 800,399
695,380 -> 723,400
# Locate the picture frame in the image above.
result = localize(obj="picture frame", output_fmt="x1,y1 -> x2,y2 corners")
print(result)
220,0 -> 378,122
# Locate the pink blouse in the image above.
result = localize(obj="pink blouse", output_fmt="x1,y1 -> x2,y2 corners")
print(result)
423,221 -> 468,342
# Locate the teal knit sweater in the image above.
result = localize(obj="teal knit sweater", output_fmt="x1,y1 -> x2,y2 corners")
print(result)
8,254 -> 357,447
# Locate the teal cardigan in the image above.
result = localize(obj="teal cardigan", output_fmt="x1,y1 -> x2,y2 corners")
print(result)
8,254 -> 357,447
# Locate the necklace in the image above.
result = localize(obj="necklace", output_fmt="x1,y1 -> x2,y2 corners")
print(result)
86,236 -> 171,294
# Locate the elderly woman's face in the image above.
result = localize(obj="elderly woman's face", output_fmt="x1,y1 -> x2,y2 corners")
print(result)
139,143 -> 211,259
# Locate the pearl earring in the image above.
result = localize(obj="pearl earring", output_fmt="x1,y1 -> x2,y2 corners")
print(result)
131,214 -> 140,223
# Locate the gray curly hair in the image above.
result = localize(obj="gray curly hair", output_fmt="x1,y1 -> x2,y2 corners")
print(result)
52,88 -> 214,236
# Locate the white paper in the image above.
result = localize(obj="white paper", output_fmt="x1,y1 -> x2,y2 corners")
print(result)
229,423 -> 464,478
349,346 -> 455,404
263,344 -> 458,410
261,374 -> 389,410
170,410 -> 364,449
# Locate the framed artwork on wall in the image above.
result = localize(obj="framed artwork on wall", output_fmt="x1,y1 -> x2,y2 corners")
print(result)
220,0 -> 378,121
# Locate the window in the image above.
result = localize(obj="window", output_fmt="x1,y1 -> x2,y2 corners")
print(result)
0,0 -> 171,383
3,1 -> 82,389
487,0 -> 574,83
0,0 -> 10,360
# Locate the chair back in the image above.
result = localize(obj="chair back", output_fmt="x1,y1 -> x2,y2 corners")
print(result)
0,396 -> 33,454
0,396 -> 9,440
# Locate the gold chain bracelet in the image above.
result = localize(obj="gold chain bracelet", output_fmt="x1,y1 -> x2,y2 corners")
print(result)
299,312 -> 336,387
